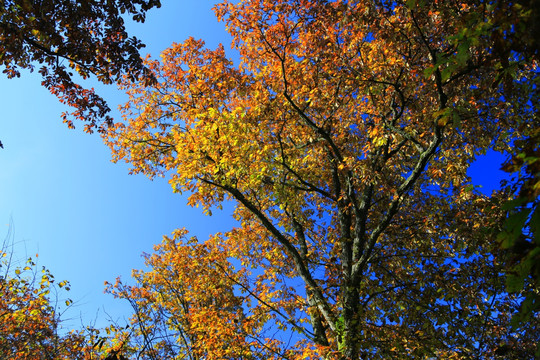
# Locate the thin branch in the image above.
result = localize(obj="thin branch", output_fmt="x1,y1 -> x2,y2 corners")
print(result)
198,177 -> 338,332
352,125 -> 442,280
212,260 -> 315,341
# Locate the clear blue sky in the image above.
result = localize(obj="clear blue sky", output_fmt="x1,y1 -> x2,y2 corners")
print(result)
0,1 -> 236,329
0,0 -> 508,331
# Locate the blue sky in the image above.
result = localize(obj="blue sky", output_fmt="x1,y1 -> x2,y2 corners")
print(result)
0,0 -> 508,331
0,1 -> 236,329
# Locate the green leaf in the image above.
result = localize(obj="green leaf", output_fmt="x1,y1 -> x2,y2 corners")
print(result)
441,67 -> 453,83
452,109 -> 461,128
501,197 -> 528,210
506,273 -> 524,292
423,65 -> 437,79
405,0 -> 417,9
463,184 -> 475,192
499,209 -> 531,248
455,42 -> 471,66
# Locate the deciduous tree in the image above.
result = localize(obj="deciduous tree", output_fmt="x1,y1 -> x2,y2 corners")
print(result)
106,230 -> 274,360
0,227 -> 129,359
485,0 -> 540,330
104,0 -> 539,358
0,0 -> 160,133
0,232 -> 88,359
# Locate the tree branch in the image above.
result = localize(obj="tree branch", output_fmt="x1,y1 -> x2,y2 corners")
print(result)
198,177 -> 338,332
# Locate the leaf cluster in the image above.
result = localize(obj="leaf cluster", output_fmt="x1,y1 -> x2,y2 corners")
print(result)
101,0 -> 539,358
0,0 -> 161,132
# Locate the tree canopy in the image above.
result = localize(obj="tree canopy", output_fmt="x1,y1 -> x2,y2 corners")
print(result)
490,0 -> 540,328
102,0 -> 539,359
0,227 -> 86,359
0,0 -> 160,133
1,0 -> 538,358
0,230 -> 131,360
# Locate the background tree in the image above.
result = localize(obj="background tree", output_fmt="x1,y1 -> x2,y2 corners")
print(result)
0,226 -> 94,359
106,229 -> 280,360
0,0 -> 160,134
429,0 -> 540,330
487,0 -> 540,329
104,0 -> 539,358
499,127 -> 540,329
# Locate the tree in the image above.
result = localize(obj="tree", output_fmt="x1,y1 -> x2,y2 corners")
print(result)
106,230 -> 271,360
499,127 -> 540,329
442,0 -> 540,335
0,225 -> 128,360
0,0 -> 160,133
104,0 -> 539,358
0,227 -> 89,359
484,0 -> 540,330
0,258 -> 87,359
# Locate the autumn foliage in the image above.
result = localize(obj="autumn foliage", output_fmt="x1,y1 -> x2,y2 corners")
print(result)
1,0 -> 538,358
101,0 -> 539,359
0,243 -> 132,360
0,248 -> 89,359
0,0 -> 160,132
